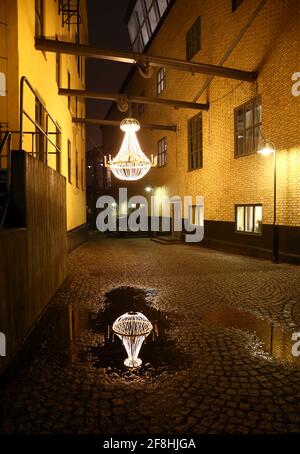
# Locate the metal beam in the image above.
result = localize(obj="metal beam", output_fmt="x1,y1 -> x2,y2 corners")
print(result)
36,38 -> 257,82
73,117 -> 177,132
59,88 -> 209,111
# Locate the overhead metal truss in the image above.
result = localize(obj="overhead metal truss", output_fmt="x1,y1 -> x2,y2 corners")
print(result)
35,38 -> 257,82
72,118 -> 177,132
59,88 -> 209,111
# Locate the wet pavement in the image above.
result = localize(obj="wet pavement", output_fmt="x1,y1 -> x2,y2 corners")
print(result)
0,234 -> 300,434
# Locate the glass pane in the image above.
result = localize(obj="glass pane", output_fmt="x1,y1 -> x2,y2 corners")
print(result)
254,100 -> 262,125
148,6 -> 158,31
157,0 -> 168,15
236,206 -> 244,231
135,0 -> 145,23
254,126 -> 263,150
141,23 -> 149,45
245,206 -> 254,232
246,129 -> 253,154
254,206 -> 262,233
245,104 -> 253,128
128,15 -> 138,42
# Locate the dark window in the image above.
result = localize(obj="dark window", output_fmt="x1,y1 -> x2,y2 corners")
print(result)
56,125 -> 61,173
75,96 -> 78,118
232,0 -> 245,12
81,157 -> 84,190
186,17 -> 201,60
157,67 -> 166,95
158,137 -> 167,167
35,97 -> 45,162
188,112 -> 203,170
67,71 -> 71,110
35,0 -> 44,37
75,151 -> 79,188
128,0 -> 171,52
68,140 -> 71,183
234,98 -> 262,157
55,36 -> 60,86
235,204 -> 262,234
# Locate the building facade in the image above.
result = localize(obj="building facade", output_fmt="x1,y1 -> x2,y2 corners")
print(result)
102,0 -> 300,263
0,0 -> 87,233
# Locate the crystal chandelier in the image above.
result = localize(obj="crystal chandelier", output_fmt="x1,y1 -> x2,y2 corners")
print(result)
104,118 -> 157,181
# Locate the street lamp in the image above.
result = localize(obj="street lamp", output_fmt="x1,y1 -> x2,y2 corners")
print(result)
257,139 -> 278,263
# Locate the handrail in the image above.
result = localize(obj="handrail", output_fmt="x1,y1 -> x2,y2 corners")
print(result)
19,76 -> 62,163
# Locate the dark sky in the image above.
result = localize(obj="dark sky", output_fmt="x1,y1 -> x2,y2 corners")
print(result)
86,0 -> 132,149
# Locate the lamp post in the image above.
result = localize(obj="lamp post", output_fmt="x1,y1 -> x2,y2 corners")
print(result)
257,139 -> 278,263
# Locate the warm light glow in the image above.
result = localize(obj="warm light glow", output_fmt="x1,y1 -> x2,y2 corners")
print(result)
257,139 -> 276,156
112,311 -> 153,368
145,185 -> 153,193
105,118 -> 157,181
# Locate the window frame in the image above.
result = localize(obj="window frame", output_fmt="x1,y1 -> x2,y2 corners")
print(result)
67,140 -> 72,184
234,97 -> 262,158
157,67 -> 166,95
35,0 -> 44,37
157,137 -> 167,167
235,203 -> 263,235
188,112 -> 203,171
186,17 -> 201,61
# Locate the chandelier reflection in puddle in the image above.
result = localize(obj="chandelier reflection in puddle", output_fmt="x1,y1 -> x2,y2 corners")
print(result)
112,311 -> 153,368
104,118 -> 157,181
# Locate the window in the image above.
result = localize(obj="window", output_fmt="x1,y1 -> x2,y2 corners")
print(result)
56,125 -> 61,173
232,0 -> 245,12
235,98 -> 262,157
35,97 -> 45,162
35,0 -> 44,37
68,140 -> 71,183
75,151 -> 79,188
236,204 -> 262,234
158,137 -> 167,167
157,67 -> 166,95
188,113 -> 203,170
67,72 -> 71,110
55,36 -> 60,86
128,0 -> 171,52
186,17 -> 201,60
81,157 -> 84,190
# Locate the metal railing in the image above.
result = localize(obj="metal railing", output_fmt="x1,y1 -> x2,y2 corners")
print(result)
20,76 -> 61,165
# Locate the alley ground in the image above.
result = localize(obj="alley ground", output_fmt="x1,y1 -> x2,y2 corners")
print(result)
0,234 -> 300,434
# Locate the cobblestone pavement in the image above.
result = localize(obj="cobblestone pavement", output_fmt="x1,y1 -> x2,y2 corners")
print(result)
1,234 -> 300,434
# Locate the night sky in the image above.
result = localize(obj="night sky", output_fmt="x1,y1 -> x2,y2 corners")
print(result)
86,0 -> 132,149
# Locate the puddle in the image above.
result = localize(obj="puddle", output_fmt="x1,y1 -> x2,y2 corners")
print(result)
72,287 -> 191,379
202,306 -> 299,366
23,286 -> 191,383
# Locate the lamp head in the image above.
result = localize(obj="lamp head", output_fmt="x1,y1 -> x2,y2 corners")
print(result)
257,139 -> 276,156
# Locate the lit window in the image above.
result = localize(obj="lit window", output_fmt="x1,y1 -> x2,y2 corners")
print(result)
186,17 -> 201,60
158,137 -> 167,167
157,67 -> 166,95
235,98 -> 262,157
188,113 -> 203,170
236,204 -> 262,234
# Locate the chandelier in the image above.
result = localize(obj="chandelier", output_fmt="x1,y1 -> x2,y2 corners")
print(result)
104,118 -> 157,181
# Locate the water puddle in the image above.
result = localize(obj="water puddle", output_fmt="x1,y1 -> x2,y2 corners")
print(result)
202,306 -> 299,366
61,287 -> 191,382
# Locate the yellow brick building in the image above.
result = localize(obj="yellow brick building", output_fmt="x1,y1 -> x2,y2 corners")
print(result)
103,0 -> 300,263
0,0 -> 87,235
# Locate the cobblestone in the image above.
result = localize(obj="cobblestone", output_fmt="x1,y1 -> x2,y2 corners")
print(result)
0,235 -> 300,434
